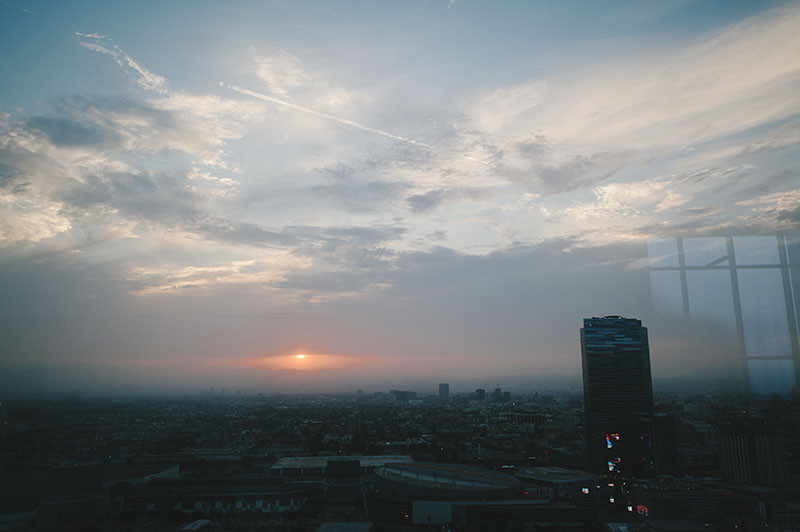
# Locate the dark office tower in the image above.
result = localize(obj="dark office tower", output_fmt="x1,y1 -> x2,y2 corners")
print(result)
581,316 -> 655,476
720,419 -> 787,486
653,414 -> 679,476
475,388 -> 486,401
439,383 -> 450,403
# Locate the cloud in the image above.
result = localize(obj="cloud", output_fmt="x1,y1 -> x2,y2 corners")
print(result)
11,92 -> 261,171
531,151 -> 629,194
195,219 -> 296,248
406,187 -> 489,213
75,31 -> 108,39
79,40 -> 168,94
252,50 -> 368,114
5,13 -> 793,265
61,171 -> 201,223
185,168 -> 240,199
778,207 -> 800,223
0,194 -> 71,246
0,35 -> 275,251
150,92 -> 265,169
25,115 -> 122,148
470,81 -> 547,136
738,117 -> 800,156
411,5 -> 800,246
458,3 -> 800,197
735,189 -> 800,228
560,179 -> 687,222
406,189 -> 445,213
127,254 -> 310,294
309,180 -> 407,213
77,36 -> 266,169
1,97 -> 411,265
253,51 -> 313,97
286,225 -> 407,251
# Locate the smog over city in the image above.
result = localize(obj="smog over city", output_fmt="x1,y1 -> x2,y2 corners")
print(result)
0,1 -> 799,530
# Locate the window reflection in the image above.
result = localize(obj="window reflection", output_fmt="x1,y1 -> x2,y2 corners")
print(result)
647,235 -> 799,396
647,239 -> 680,268
734,236 -> 780,266
682,237 -> 728,267
748,359 -> 796,396
686,270 -> 736,332
649,271 -> 684,317
738,269 -> 791,358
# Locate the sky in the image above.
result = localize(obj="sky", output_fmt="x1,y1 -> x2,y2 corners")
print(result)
1,0 -> 799,396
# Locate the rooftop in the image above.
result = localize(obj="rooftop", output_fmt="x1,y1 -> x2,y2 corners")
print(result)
272,455 -> 413,469
376,462 -> 519,491
516,466 -> 602,484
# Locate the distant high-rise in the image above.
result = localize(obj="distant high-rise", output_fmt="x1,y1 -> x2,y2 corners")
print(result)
389,390 -> 417,402
492,387 -> 502,403
581,316 -> 655,476
439,383 -> 449,403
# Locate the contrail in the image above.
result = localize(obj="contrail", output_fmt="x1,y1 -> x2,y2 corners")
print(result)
78,34 -> 487,164
222,82 -> 490,166
222,82 -> 431,148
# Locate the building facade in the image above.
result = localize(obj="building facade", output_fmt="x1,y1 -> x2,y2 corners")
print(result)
720,419 -> 787,486
439,383 -> 449,403
580,316 -> 655,476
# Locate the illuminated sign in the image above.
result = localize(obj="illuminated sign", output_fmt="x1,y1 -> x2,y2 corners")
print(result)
607,458 -> 621,471
606,433 -> 620,449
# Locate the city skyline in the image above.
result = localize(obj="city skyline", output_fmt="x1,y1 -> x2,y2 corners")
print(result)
1,1 -> 799,395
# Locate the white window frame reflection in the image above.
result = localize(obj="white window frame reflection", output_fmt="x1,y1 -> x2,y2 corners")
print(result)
647,235 -> 799,396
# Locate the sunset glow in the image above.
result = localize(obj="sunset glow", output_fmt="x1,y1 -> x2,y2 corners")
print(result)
239,352 -> 369,373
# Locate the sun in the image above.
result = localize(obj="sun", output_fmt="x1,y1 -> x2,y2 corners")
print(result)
296,354 -> 306,359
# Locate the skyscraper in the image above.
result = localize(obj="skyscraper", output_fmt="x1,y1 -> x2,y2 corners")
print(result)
439,383 -> 449,403
581,316 -> 655,476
